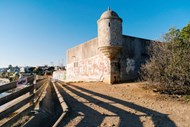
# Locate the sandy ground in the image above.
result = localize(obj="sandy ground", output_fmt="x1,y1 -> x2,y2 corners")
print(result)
0,78 -> 10,86
56,82 -> 190,127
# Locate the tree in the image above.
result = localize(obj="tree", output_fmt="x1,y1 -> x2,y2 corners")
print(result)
8,65 -> 13,69
141,22 -> 190,95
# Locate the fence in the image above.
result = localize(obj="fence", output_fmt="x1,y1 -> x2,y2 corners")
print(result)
52,80 -> 69,127
0,75 -> 47,127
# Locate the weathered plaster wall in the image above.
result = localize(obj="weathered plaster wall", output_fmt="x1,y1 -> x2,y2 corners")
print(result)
53,70 -> 66,81
67,38 -> 98,64
66,36 -> 152,84
66,35 -> 152,83
118,35 -> 151,81
98,19 -> 122,47
65,9 -> 154,84
66,38 -> 111,83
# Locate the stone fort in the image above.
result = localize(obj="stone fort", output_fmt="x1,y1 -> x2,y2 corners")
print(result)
66,8 -> 153,84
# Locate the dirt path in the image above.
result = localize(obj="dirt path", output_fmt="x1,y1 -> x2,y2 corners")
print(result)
56,82 -> 190,127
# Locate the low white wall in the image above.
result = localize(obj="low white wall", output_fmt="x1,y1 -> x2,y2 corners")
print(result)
52,70 -> 66,81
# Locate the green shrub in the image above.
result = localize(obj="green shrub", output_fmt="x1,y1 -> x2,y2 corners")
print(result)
141,23 -> 190,95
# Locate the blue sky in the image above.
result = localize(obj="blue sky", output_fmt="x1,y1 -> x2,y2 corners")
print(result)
0,0 -> 190,67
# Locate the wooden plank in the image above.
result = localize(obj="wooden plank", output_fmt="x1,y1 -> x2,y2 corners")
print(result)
34,83 -> 46,101
33,81 -> 48,106
0,76 -> 35,94
52,81 -> 69,127
35,79 -> 47,90
0,82 -> 17,94
27,76 -> 34,84
0,85 -> 34,106
1,104 -> 34,127
0,94 -> 34,120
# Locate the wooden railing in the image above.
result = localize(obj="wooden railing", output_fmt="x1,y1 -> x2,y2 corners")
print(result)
51,80 -> 69,127
0,76 -> 47,127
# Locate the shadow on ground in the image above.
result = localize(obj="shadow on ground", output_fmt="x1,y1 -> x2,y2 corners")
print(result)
56,82 -> 177,127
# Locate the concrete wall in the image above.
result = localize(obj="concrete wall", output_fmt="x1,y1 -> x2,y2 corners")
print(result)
67,38 -> 98,64
119,35 -> 151,82
98,19 -> 122,47
53,70 -> 66,81
66,38 -> 111,83
66,35 -> 152,83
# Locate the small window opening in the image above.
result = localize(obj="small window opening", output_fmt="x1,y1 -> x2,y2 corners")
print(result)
74,62 -> 78,67
109,22 -> 111,27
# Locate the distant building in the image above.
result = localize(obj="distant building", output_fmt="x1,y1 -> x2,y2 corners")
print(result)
0,68 -> 6,74
66,8 -> 153,84
7,66 -> 20,73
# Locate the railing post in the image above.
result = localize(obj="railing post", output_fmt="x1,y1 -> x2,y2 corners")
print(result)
30,76 -> 35,111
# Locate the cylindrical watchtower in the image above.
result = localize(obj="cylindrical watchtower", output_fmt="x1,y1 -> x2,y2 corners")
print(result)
97,7 -> 123,59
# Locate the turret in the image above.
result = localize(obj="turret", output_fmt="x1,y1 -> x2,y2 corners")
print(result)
97,7 -> 123,59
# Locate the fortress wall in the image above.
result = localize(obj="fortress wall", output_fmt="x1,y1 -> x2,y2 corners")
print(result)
66,38 -> 111,82
67,38 -> 98,64
65,8 -> 155,83
119,35 -> 152,81
66,35 -> 153,83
